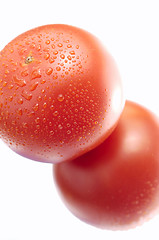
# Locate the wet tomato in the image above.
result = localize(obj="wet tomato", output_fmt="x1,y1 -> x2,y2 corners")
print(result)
53,101 -> 159,230
0,24 -> 124,163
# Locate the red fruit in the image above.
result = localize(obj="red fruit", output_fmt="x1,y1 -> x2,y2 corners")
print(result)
0,24 -> 124,163
53,101 -> 159,230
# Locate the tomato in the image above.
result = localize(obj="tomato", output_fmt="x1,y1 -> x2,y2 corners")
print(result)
0,24 -> 124,163
53,101 -> 159,230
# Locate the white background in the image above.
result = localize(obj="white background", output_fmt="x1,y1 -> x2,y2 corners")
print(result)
0,0 -> 159,239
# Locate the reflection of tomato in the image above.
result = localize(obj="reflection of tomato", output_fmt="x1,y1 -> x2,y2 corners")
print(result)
0,24 -> 124,163
53,101 -> 159,230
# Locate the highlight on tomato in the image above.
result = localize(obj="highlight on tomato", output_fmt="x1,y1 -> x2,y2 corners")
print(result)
0,24 -> 124,163
53,100 -> 159,230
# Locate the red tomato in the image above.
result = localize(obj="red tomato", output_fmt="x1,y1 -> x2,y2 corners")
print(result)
53,101 -> 159,230
0,24 -> 124,163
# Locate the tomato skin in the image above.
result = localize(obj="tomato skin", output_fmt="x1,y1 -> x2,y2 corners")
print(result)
53,101 -> 159,230
0,24 -> 124,163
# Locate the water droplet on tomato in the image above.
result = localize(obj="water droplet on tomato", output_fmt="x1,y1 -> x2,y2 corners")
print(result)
21,70 -> 29,77
50,105 -> 54,110
12,120 -> 16,125
49,130 -> 54,136
67,55 -> 72,60
53,111 -> 58,116
17,108 -> 23,116
57,94 -> 64,102
46,67 -> 53,75
35,117 -> 40,124
31,69 -> 41,80
56,66 -> 61,71
43,102 -> 47,108
69,51 -> 75,55
37,96 -> 42,102
58,43 -> 63,47
67,130 -> 71,134
60,54 -> 65,59
43,118 -> 46,123
53,50 -> 58,55
17,98 -> 23,104
58,124 -> 63,130
22,122 -> 28,128
45,40 -> 50,45
49,122 -> 52,126
13,76 -> 26,87
8,96 -> 13,102
67,44 -> 72,48
21,90 -> 32,101
33,103 -> 39,112
44,53 -> 50,60
49,57 -> 55,63
30,82 -> 38,91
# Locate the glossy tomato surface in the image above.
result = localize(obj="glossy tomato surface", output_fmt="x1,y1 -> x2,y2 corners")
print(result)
0,24 -> 124,163
53,101 -> 159,230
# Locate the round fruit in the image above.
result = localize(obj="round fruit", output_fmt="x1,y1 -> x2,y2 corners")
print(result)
0,24 -> 124,163
53,101 -> 159,230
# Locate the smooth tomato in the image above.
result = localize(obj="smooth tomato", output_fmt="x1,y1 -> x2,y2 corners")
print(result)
53,101 -> 159,230
0,24 -> 124,163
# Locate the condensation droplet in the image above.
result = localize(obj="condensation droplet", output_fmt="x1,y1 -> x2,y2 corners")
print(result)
46,67 -> 53,75
35,117 -> 40,124
43,118 -> 46,123
49,130 -> 54,136
43,102 -> 47,108
21,70 -> 29,77
53,111 -> 58,116
56,66 -> 61,71
67,44 -> 72,48
13,76 -> 26,87
49,57 -> 55,63
12,120 -> 16,125
37,96 -> 42,102
45,40 -> 50,45
8,96 -> 13,102
58,43 -> 63,47
27,111 -> 35,117
41,79 -> 46,84
57,94 -> 64,102
58,124 -> 63,130
67,55 -> 72,60
53,50 -> 58,55
17,108 -> 23,116
37,44 -> 41,51
69,51 -> 75,55
44,53 -> 50,60
22,122 -> 28,128
50,105 -> 54,110
8,84 -> 14,89
60,54 -> 65,59
31,69 -> 41,80
33,103 -> 39,112
30,82 -> 39,91
17,98 -> 23,104
21,90 -> 32,101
